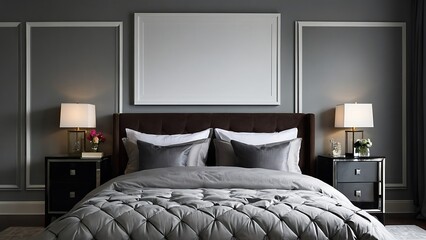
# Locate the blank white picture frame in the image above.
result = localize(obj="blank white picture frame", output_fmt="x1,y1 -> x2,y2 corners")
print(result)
134,13 -> 281,105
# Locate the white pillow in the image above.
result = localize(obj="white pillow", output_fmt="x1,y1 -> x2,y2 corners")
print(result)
126,128 -> 211,146
286,138 -> 302,173
123,128 -> 211,174
214,128 -> 298,144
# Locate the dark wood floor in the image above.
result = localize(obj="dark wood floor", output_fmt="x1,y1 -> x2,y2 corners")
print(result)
0,214 -> 426,232
385,213 -> 426,229
0,215 -> 44,232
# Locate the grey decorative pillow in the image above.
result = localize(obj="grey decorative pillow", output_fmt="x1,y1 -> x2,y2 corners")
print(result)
124,138 -> 210,173
123,129 -> 212,174
215,138 -> 302,173
230,140 -> 291,170
122,137 -> 139,174
137,140 -> 195,170
213,139 -> 238,166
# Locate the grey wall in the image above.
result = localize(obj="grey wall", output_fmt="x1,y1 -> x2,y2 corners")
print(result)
27,24 -> 120,188
299,24 -> 408,200
0,0 -> 411,203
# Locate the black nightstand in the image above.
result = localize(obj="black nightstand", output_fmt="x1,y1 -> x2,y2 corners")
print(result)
45,155 -> 111,226
317,155 -> 385,222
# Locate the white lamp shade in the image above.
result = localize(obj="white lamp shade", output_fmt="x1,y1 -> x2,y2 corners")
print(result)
335,103 -> 374,128
60,103 -> 96,128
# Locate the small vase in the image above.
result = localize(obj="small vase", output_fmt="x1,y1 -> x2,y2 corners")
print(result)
90,142 -> 99,152
357,147 -> 370,157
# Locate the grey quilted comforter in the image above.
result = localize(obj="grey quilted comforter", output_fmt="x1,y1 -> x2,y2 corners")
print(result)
34,167 -> 395,240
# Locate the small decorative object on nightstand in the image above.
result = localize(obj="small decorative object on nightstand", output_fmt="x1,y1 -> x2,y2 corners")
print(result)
86,129 -> 106,152
81,129 -> 106,158
330,139 -> 342,157
317,155 -> 385,222
44,155 -> 111,226
354,138 -> 372,157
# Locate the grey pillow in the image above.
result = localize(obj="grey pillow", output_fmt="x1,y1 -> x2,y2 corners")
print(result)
124,138 -> 210,173
230,140 -> 291,170
213,139 -> 237,166
214,138 -> 302,173
137,140 -> 196,170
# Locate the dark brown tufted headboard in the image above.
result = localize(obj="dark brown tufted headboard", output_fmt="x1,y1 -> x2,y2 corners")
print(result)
113,113 -> 315,177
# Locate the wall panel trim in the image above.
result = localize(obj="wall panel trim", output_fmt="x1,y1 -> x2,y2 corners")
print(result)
25,22 -> 123,189
295,21 -> 407,189
0,22 -> 22,190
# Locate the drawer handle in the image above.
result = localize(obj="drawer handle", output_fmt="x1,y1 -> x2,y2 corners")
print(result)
355,169 -> 361,175
70,169 -> 76,176
354,190 -> 362,198
69,192 -> 76,198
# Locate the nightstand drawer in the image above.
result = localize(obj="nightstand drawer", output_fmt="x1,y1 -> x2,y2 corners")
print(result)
49,185 -> 93,212
336,162 -> 378,182
49,161 -> 96,182
337,182 -> 376,202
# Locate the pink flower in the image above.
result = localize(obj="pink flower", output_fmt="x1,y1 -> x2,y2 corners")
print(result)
87,130 -> 106,143
90,129 -> 96,137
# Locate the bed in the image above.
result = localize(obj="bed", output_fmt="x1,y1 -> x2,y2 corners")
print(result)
33,113 -> 395,240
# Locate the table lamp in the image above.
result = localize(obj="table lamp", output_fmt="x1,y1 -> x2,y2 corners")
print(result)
60,103 -> 96,154
335,103 -> 374,156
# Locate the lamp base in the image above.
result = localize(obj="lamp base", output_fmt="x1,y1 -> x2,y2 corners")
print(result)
345,130 -> 364,156
67,130 -> 86,155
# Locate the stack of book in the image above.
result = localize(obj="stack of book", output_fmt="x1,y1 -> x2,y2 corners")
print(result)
81,152 -> 104,159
